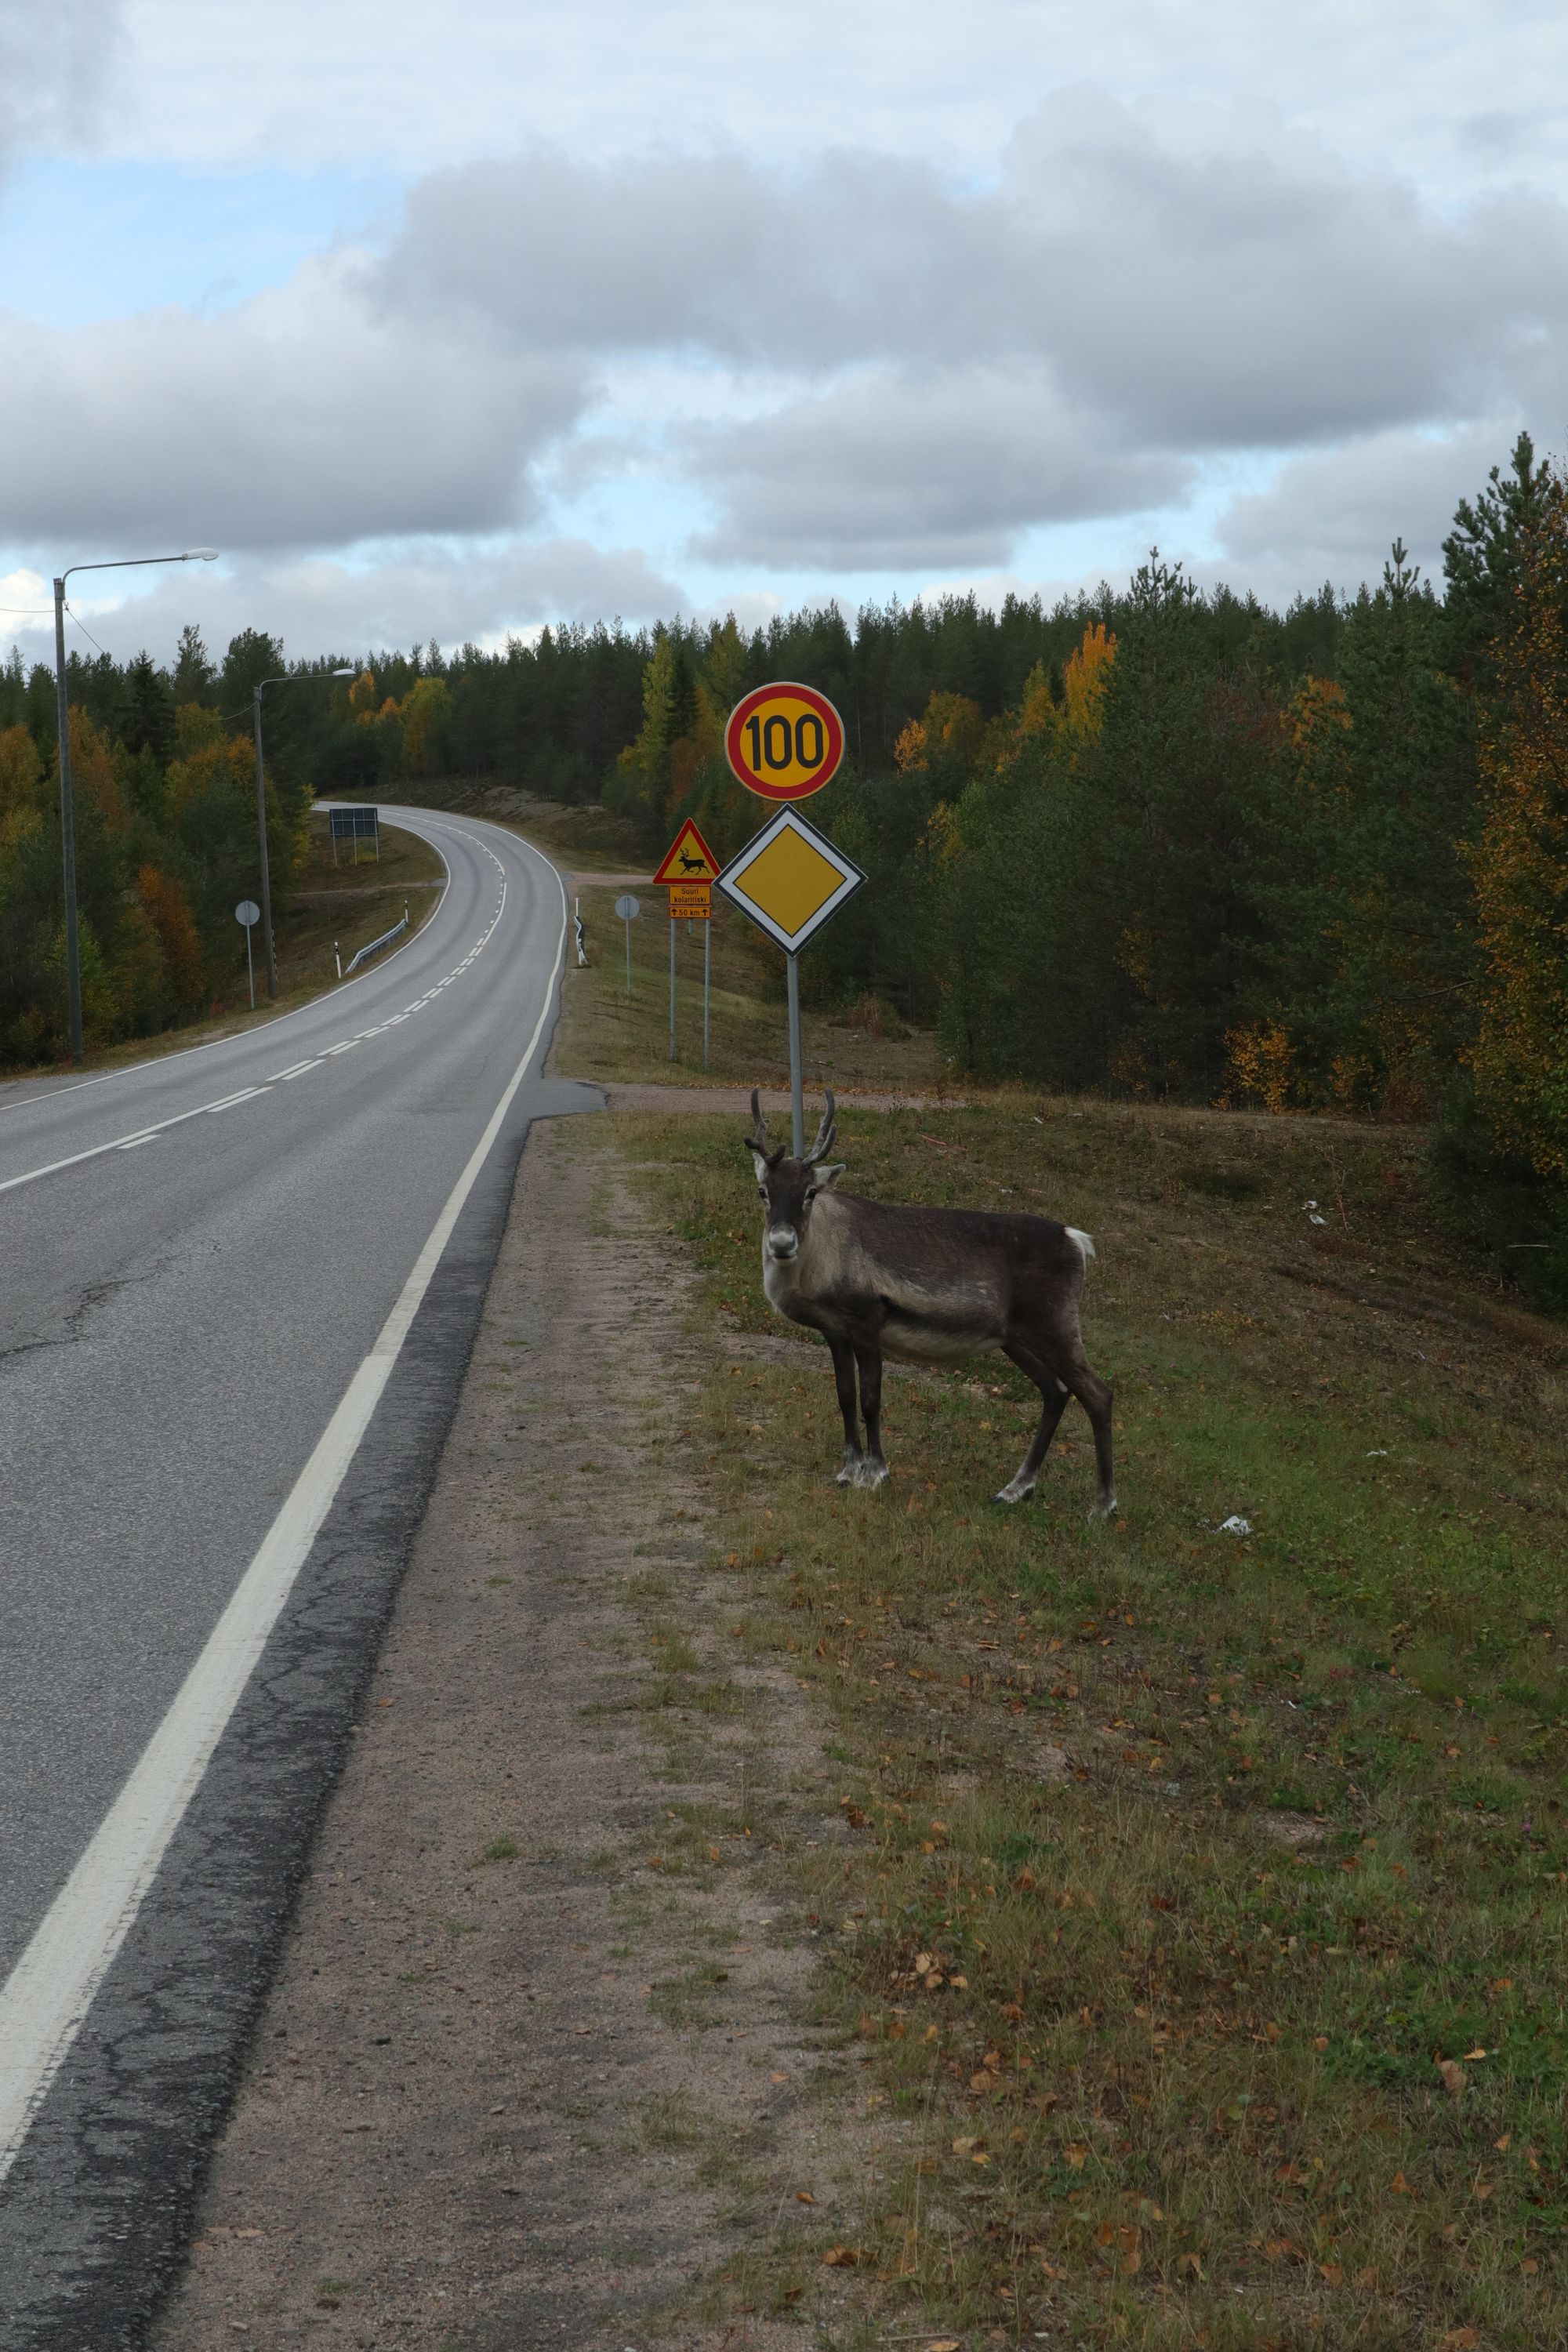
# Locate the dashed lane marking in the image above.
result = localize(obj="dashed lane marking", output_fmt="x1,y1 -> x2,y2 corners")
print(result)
0,841 -> 568,2183
0,835 -> 514,1199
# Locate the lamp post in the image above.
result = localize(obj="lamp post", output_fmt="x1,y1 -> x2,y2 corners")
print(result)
252,669 -> 355,998
53,549 -> 219,1064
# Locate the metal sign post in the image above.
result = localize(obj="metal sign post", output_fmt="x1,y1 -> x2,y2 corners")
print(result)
720,684 -> 851,1138
652,821 -> 720,1069
328,805 -> 380,866
235,898 -> 260,1009
785,954 -> 804,1154
613,892 -> 640,994
715,803 -> 865,1156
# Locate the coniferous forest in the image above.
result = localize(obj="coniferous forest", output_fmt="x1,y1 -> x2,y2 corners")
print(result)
4,434 -> 1566,1298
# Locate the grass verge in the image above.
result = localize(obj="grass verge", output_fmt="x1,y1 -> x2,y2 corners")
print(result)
274,815 -> 445,994
597,1097 -> 1568,2350
336,776 -> 650,873
2,819 -> 446,1083
554,884 -> 948,1094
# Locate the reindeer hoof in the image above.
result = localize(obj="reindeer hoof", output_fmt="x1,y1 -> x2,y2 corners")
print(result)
991,1479 -> 1036,1506
1087,1493 -> 1120,1523
834,1457 -> 863,1486
854,1458 -> 891,1489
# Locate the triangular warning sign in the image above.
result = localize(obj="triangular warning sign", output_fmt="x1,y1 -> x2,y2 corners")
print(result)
652,818 -> 720,886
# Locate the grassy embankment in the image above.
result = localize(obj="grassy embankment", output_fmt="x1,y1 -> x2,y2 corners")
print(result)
372,779 -> 949,1091
623,1105 -> 1568,2348
5,818 -> 445,1081
554,882 -> 949,1094
527,814 -> 942,1094
275,813 -> 445,996
555,924 -> 1568,2345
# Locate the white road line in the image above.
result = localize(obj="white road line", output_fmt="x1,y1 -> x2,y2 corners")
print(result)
0,1091 -> 266,1196
323,1041 -> 358,1056
0,815 -> 455,1123
0,846 -> 568,2183
0,820 -> 512,1200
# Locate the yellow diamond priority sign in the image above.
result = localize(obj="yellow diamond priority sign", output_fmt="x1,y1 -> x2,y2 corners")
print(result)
716,807 -> 865,954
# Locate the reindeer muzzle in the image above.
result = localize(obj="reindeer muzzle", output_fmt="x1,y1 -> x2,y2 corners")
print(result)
766,1225 -> 800,1262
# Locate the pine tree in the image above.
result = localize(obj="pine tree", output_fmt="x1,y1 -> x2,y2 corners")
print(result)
1465,469 -> 1568,1184
172,624 -> 216,706
1443,431 -> 1556,681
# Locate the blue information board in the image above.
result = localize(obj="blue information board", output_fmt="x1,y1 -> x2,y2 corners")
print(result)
328,805 -> 379,842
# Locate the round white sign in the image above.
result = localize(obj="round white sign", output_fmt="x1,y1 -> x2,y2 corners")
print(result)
235,899 -> 260,927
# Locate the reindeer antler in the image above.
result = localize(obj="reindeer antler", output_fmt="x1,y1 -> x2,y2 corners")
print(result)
804,1088 -> 837,1164
749,1087 -> 771,1149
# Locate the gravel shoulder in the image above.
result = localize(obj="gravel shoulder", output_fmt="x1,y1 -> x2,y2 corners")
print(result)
151,1117 -> 844,2351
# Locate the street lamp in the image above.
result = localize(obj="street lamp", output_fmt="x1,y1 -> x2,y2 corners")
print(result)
53,548 -> 220,1064
252,668 -> 356,999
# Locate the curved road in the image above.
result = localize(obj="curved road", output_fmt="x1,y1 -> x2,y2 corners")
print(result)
0,808 -> 593,2345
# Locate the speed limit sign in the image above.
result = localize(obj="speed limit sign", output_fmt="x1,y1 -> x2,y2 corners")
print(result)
724,681 -> 845,801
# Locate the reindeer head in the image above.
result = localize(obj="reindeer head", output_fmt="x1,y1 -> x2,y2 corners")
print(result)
742,1089 -> 844,1262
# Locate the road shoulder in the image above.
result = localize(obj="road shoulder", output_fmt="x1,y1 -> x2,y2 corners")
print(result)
151,1116 -> 833,2350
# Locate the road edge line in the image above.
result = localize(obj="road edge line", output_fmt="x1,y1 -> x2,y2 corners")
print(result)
0,847 -> 568,2181
0,805 -> 454,1121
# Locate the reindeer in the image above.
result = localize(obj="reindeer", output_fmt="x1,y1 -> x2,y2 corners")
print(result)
746,1090 -> 1115,1514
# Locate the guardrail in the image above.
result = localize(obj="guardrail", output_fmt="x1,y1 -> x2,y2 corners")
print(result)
343,903 -> 408,977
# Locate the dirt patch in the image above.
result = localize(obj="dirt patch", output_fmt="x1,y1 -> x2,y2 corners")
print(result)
151,1121 -> 862,2350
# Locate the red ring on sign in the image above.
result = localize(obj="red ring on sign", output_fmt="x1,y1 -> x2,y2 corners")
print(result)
724,681 -> 845,800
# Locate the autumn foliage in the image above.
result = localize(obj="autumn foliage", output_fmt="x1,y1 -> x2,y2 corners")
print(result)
0,628 -> 314,1062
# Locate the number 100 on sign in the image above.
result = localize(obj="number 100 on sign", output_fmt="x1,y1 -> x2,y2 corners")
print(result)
724,681 -> 845,802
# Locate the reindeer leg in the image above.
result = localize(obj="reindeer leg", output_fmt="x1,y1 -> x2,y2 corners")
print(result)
1065,1352 -> 1116,1520
993,1341 -> 1070,1504
827,1336 -> 864,1484
851,1341 -> 890,1486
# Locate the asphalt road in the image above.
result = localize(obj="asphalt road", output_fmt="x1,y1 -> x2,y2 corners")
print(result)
0,807 -> 594,2345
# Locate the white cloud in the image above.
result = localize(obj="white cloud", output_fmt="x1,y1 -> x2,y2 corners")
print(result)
93,2 -> 1568,212
1209,422 -> 1520,597
684,368 -> 1190,569
381,103 -> 1568,434
7,40 -> 1568,619
0,255 -> 583,551
373,104 -> 1568,568
2,537 -> 684,671
0,2 -> 122,176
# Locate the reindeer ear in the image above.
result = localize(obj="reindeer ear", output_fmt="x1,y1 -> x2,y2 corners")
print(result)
749,1148 -> 773,1185
807,1163 -> 845,1192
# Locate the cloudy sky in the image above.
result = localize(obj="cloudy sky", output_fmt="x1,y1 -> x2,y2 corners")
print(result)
2,0 -> 1565,666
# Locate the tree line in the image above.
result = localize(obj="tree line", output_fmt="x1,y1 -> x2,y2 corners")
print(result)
3,435 -> 1564,1299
